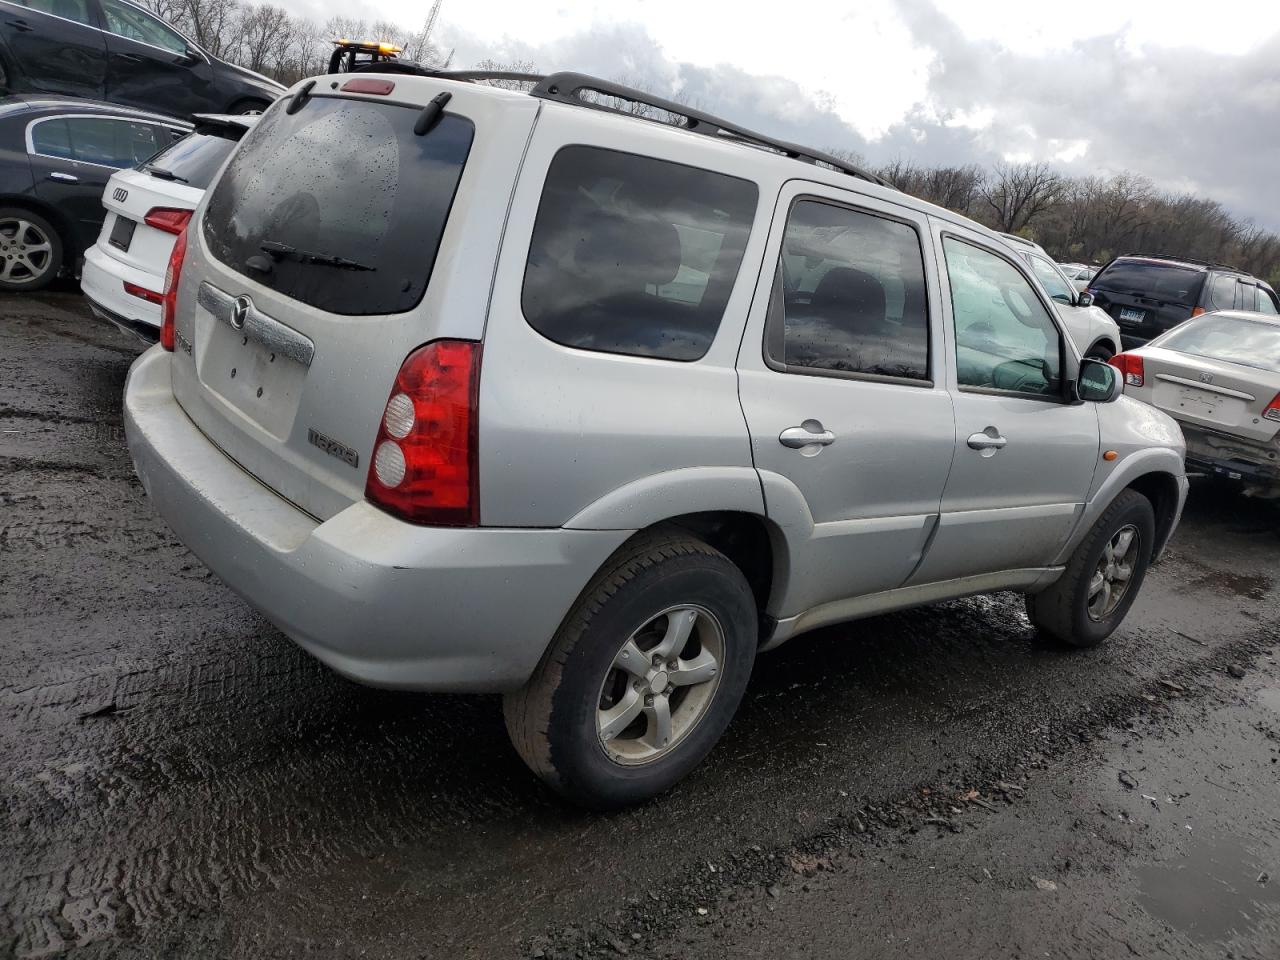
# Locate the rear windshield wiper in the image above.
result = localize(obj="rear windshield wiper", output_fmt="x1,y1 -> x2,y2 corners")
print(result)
260,240 -> 375,272
144,165 -> 188,183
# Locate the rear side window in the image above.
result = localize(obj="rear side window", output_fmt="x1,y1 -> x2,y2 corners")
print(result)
1091,259 -> 1204,306
30,116 -> 167,166
203,97 -> 474,316
522,146 -> 757,361
1208,274 -> 1237,310
767,199 -> 930,382
145,130 -> 238,189
1257,286 -> 1280,315
14,0 -> 95,26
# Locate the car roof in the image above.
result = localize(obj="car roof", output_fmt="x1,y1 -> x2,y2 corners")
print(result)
0,95 -> 191,127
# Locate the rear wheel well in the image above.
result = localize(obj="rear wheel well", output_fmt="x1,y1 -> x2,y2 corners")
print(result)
1085,338 -> 1116,360
0,197 -> 71,273
642,512 -> 779,627
227,97 -> 271,115
1125,472 -> 1180,556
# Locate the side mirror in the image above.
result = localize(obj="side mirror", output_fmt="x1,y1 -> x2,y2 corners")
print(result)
182,44 -> 202,64
1077,291 -> 1094,308
1076,357 -> 1121,403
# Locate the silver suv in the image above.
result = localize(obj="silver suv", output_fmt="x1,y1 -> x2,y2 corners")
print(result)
124,71 -> 1189,808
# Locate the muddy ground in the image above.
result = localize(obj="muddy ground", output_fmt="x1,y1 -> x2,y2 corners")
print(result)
2,291 -> 1278,959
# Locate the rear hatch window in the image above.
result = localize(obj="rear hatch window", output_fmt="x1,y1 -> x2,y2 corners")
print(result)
1092,259 -> 1204,306
201,96 -> 474,316
144,130 -> 239,190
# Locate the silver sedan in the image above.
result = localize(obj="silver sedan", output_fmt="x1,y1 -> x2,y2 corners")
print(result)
1114,310 -> 1280,496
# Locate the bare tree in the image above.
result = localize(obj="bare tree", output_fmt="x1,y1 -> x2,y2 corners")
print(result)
238,4 -> 290,75
980,161 -> 1065,234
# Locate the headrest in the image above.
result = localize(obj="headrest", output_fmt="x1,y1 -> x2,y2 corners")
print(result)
571,211 -> 682,288
811,267 -> 887,319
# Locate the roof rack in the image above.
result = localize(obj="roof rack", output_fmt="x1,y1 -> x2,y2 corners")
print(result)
1127,252 -> 1242,272
527,73 -> 893,188
354,67 -> 892,188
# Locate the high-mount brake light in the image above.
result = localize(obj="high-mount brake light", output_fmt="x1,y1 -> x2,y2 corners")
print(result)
341,78 -> 395,95
1108,352 -> 1144,388
144,208 -> 192,234
365,340 -> 480,526
159,223 -> 188,352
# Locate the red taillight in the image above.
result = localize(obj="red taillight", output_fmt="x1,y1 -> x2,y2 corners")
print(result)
341,78 -> 395,95
144,207 -> 192,235
1190,306 -> 1207,318
1264,393 -> 1280,423
1108,352 -> 1144,387
123,281 -> 163,304
365,340 -> 480,526
159,224 -> 188,352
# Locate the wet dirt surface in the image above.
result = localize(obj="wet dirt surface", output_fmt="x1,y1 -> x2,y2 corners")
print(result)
2,292 -> 1278,959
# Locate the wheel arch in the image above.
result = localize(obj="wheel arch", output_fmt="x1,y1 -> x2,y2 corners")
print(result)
1125,471 -> 1182,559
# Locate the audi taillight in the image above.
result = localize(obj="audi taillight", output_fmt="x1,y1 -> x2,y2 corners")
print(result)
365,340 -> 480,526
144,207 -> 192,234
123,281 -> 163,304
1264,393 -> 1280,423
1108,352 -> 1144,387
159,224 -> 188,352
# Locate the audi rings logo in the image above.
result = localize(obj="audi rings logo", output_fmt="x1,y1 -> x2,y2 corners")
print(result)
112,187 -> 128,203
230,296 -> 251,330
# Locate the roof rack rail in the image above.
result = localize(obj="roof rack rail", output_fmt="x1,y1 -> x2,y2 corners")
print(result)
1127,252 -> 1242,272
527,72 -> 893,188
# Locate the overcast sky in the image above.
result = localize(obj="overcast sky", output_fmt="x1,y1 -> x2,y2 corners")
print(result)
319,0 -> 1280,227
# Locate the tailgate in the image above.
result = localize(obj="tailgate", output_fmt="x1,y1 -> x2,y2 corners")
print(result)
168,79 -> 538,521
97,168 -> 201,283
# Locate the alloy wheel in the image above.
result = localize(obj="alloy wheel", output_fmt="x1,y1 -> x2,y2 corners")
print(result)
1087,523 -> 1140,621
596,604 -> 725,764
0,217 -> 55,286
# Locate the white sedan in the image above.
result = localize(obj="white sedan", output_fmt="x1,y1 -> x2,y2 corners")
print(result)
1112,310 -> 1280,496
81,115 -> 255,341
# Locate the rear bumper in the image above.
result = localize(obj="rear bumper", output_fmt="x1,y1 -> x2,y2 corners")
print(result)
1180,423 -> 1280,488
124,347 -> 633,692
81,245 -> 162,340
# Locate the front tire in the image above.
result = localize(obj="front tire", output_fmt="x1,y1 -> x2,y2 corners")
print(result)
1026,489 -> 1155,648
1085,341 -> 1115,361
0,208 -> 62,292
504,532 -> 758,809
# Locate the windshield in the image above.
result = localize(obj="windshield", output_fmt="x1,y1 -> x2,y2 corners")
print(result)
1158,314 -> 1280,373
202,97 -> 474,316
1092,259 -> 1204,305
144,131 -> 239,190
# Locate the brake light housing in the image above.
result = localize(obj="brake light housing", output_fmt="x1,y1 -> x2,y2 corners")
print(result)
144,207 -> 192,234
123,281 -> 162,304
1108,352 -> 1144,388
159,224 -> 188,351
365,340 -> 480,526
1264,393 -> 1280,423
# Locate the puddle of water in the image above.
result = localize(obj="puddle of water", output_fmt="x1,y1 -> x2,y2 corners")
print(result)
1136,832 -> 1280,943
1258,686 -> 1280,715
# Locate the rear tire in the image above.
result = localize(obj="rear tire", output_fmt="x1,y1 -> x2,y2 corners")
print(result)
1026,489 -> 1155,648
1085,342 -> 1115,361
228,98 -> 271,115
504,532 -> 757,809
0,207 -> 62,292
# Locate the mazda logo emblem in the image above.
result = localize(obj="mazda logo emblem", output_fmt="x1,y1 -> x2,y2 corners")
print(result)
112,187 -> 128,203
230,296 -> 250,330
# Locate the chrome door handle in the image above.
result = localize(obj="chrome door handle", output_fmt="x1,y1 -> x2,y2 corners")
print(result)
967,430 -> 1008,451
47,172 -> 79,183
779,422 -> 836,449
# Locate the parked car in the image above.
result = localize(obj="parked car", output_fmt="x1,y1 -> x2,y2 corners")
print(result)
1059,262 -> 1094,291
124,71 -> 1188,808
1088,254 -> 1280,348
0,0 -> 284,117
1111,310 -> 1280,497
999,233 -> 1121,359
81,113 -> 254,340
0,94 -> 187,291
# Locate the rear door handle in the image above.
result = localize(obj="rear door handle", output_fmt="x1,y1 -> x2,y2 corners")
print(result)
779,421 -> 836,449
6,18 -> 33,31
967,430 -> 1008,451
47,171 -> 79,183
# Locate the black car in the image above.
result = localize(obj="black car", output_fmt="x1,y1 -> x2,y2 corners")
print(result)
0,0 -> 284,118
0,95 -> 187,290
1089,254 -> 1280,347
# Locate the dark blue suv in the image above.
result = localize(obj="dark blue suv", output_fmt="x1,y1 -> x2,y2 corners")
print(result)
0,0 -> 284,119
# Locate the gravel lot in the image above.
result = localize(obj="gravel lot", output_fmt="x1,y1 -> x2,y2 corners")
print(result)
2,291 -> 1278,959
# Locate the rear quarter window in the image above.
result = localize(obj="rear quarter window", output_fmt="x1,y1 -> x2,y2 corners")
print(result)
521,146 -> 758,361
202,97 -> 474,316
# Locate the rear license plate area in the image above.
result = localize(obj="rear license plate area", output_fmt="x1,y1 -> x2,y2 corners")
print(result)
1118,307 -> 1145,325
197,321 -> 308,440
108,216 -> 136,252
